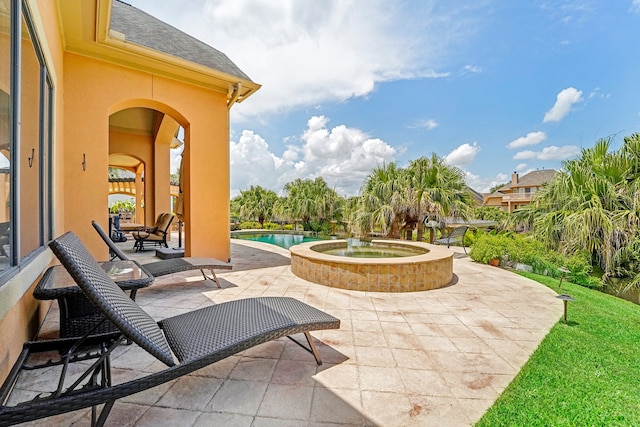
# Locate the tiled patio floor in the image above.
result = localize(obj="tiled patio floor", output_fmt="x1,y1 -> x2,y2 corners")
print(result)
24,239 -> 562,426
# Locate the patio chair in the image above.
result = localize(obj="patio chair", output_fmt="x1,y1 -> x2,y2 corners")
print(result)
0,232 -> 340,426
131,212 -> 174,252
434,225 -> 469,254
0,222 -> 9,257
92,220 -> 231,288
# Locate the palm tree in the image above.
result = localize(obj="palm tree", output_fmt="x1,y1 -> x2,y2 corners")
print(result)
517,135 -> 640,286
355,155 -> 472,240
282,177 -> 343,232
405,154 -> 472,241
235,185 -> 278,226
356,162 -> 408,238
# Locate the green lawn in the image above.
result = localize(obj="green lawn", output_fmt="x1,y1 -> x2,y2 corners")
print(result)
476,272 -> 640,427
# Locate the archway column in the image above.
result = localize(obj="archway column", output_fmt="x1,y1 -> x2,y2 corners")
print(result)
135,164 -> 144,224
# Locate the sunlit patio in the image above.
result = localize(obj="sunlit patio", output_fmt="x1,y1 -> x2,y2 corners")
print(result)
28,238 -> 562,426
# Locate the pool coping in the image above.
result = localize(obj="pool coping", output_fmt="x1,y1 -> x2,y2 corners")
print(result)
289,239 -> 453,265
290,239 -> 455,292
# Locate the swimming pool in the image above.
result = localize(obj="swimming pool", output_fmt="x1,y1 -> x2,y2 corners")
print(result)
232,232 -> 333,249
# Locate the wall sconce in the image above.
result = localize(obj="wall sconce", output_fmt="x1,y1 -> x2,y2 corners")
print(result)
82,154 -> 86,171
28,148 -> 34,168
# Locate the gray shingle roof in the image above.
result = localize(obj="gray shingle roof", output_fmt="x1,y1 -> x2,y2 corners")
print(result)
500,169 -> 557,190
110,0 -> 253,82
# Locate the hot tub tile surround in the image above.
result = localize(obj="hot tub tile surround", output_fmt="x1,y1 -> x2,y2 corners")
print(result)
290,240 -> 454,292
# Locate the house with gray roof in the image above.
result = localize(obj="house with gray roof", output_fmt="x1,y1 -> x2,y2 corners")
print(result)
484,169 -> 557,212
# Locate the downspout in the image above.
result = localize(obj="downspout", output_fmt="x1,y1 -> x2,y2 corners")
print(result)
227,82 -> 242,109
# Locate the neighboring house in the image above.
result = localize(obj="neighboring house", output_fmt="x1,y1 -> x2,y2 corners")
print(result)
484,169 -> 556,212
0,0 -> 259,382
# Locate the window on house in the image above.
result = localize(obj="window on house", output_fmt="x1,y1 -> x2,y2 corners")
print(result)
0,0 -> 53,276
20,12 -> 40,256
0,0 -> 11,272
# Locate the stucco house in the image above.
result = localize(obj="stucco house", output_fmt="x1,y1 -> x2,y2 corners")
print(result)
0,0 -> 259,383
483,169 -> 556,212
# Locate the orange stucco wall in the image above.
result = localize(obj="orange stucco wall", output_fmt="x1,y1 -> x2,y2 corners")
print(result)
1,0 -> 238,383
0,0 -> 66,382
109,130 -> 156,224
63,53 -> 231,261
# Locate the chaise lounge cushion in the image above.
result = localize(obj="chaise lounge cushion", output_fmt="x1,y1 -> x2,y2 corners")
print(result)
161,297 -> 336,363
132,213 -> 175,251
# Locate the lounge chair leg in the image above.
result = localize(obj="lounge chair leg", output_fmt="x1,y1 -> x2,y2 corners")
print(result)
200,268 -> 222,288
304,332 -> 322,365
287,332 -> 322,365
92,400 -> 115,427
286,332 -> 323,365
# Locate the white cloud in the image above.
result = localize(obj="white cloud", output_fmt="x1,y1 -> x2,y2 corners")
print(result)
197,0 -> 447,119
230,130 -> 282,196
631,0 -> 640,13
230,116 -> 396,196
444,142 -> 479,167
588,87 -> 611,99
127,0 -> 485,121
513,145 -> 580,160
409,118 -> 439,130
464,171 -> 508,193
515,163 -> 528,171
543,87 -> 583,123
464,64 -> 482,73
507,131 -> 547,149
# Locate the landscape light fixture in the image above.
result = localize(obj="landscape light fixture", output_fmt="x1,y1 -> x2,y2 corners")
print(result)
556,294 -> 576,324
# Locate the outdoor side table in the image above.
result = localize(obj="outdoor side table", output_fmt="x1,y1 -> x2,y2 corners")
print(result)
34,260 -> 154,338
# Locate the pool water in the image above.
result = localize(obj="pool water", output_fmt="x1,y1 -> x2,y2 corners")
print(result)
320,246 -> 426,258
232,233 -> 331,249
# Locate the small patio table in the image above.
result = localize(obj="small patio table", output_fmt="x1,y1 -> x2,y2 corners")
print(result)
34,260 -> 153,338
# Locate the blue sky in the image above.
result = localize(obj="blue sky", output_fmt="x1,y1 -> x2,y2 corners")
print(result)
127,0 -> 640,196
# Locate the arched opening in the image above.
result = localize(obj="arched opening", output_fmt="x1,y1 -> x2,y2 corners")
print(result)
108,106 -> 185,247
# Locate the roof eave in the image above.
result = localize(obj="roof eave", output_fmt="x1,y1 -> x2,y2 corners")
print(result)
101,31 -> 260,100
58,0 -> 260,102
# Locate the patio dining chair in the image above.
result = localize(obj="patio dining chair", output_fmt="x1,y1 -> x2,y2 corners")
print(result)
92,220 -> 231,288
0,232 -> 340,426
434,225 -> 469,254
131,212 -> 174,251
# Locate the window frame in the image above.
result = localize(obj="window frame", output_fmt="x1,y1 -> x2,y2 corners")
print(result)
0,0 -> 53,283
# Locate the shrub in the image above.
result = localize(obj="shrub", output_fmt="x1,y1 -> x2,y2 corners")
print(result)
565,251 -> 602,288
263,222 -> 282,230
469,232 -> 508,264
283,224 -> 294,231
469,230 -> 603,289
239,221 -> 262,229
109,199 -> 135,214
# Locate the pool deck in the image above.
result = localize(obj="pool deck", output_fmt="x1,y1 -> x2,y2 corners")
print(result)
29,238 -> 562,426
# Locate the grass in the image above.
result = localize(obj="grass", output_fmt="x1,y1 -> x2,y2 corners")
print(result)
476,272 -> 640,427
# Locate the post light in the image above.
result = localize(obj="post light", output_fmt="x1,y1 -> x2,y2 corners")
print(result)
556,294 -> 576,324
558,267 -> 570,288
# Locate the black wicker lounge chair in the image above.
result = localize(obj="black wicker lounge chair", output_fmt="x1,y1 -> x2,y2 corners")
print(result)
92,220 -> 231,288
0,232 -> 340,426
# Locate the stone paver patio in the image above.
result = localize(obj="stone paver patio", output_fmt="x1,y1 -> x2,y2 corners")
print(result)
24,239 -> 562,426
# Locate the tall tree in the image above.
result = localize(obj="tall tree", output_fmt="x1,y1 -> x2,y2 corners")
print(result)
513,135 -> 640,286
355,155 -> 472,240
234,185 -> 278,226
356,162 -> 408,238
405,154 -> 472,241
282,177 -> 343,231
